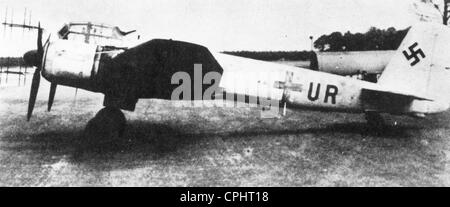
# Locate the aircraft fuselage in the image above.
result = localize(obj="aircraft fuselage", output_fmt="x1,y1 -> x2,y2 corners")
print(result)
39,38 -> 447,117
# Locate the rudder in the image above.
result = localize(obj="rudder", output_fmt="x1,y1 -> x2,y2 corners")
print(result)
377,23 -> 450,113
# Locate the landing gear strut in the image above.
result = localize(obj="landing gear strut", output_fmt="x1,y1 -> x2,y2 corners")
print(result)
83,107 -> 127,142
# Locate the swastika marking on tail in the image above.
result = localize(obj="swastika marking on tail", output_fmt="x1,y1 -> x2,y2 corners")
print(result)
402,42 -> 425,67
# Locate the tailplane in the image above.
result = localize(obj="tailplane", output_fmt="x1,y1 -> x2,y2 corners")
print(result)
375,23 -> 450,114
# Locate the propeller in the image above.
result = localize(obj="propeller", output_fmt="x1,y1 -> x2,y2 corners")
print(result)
26,23 -> 55,120
25,22 -> 56,120
26,22 -> 42,121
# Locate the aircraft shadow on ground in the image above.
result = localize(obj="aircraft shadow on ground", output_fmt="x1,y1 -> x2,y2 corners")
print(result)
226,122 -> 421,139
3,119 -> 423,163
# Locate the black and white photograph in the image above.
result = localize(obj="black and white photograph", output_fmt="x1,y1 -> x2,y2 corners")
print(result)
0,0 -> 450,188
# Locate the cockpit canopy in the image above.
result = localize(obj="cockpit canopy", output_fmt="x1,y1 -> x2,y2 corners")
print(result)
57,22 -> 137,48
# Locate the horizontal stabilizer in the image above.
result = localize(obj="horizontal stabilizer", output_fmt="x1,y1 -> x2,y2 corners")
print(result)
362,86 -> 433,101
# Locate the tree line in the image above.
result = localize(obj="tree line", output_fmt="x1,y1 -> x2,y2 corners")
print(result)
224,26 -> 409,61
222,51 -> 314,61
0,57 -> 27,67
313,27 -> 409,52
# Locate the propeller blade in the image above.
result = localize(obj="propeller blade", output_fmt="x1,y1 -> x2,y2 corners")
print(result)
27,68 -> 41,121
45,34 -> 51,46
48,83 -> 57,112
37,22 -> 43,61
27,22 -> 44,121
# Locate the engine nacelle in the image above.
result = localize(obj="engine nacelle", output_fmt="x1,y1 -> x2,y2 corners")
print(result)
42,39 -> 125,92
42,39 -> 98,89
311,50 -> 395,76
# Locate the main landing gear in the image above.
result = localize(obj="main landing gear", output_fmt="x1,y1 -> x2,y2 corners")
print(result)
83,107 -> 127,142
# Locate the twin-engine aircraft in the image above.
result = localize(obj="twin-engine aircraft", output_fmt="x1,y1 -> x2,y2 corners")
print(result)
23,22 -> 450,136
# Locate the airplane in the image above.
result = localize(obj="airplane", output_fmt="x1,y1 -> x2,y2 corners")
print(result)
22,22 -> 450,138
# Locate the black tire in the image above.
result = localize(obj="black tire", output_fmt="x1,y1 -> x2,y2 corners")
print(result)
83,107 -> 127,144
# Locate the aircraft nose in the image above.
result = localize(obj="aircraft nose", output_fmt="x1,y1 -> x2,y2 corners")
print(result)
23,50 -> 40,67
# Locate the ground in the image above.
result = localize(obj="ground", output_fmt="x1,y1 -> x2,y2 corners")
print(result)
1,73 -> 450,186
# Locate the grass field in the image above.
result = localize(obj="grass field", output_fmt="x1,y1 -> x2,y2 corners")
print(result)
1,73 -> 450,186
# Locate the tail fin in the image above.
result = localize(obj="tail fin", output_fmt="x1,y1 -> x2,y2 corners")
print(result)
378,23 -> 450,112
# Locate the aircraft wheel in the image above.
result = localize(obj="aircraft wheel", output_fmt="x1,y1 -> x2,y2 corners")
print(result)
365,111 -> 385,130
83,107 -> 127,144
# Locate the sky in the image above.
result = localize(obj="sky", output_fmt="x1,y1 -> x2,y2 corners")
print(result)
0,0 -> 440,56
